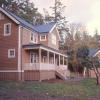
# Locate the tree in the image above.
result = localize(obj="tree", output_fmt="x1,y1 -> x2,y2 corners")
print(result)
94,29 -> 100,46
77,46 -> 100,85
91,57 -> 100,85
0,0 -> 43,24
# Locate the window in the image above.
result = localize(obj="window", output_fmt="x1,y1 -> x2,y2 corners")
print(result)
52,34 -> 56,45
8,49 -> 15,58
30,33 -> 38,43
30,52 -> 38,63
40,35 -> 46,41
4,23 -> 11,36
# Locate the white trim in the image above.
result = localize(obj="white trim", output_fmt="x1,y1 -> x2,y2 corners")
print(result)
30,33 -> 38,44
18,26 -> 21,71
49,25 -> 61,41
40,46 -> 67,58
23,46 -> 67,58
4,23 -> 11,36
8,49 -> 15,58
56,27 -> 61,41
40,35 -> 46,41
49,24 -> 56,33
0,7 -> 20,24
0,70 -> 24,72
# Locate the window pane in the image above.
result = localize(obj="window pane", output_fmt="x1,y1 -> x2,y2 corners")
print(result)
6,25 -> 10,33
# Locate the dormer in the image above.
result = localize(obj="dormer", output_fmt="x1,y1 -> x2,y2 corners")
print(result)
34,22 -> 61,50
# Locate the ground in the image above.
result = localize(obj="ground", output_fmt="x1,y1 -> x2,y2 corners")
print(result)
0,78 -> 100,100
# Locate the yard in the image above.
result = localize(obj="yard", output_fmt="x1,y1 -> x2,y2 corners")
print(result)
0,78 -> 100,100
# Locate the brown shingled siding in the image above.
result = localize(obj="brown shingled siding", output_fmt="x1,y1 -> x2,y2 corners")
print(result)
24,70 -> 55,81
24,70 -> 40,81
40,70 -> 55,80
38,35 -> 49,46
48,28 -> 59,50
0,11 -> 19,70
0,72 -> 19,81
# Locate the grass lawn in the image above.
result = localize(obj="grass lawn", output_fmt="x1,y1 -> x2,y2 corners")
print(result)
0,78 -> 100,100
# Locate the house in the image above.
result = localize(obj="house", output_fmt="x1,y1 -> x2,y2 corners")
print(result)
85,48 -> 100,78
0,7 -> 69,81
89,48 -> 100,58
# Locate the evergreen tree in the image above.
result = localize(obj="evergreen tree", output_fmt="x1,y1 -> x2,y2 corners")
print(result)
0,0 -> 43,24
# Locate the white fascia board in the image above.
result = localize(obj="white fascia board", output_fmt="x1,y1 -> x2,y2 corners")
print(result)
0,7 -> 20,24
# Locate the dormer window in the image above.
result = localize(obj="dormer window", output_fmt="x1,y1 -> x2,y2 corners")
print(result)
30,33 -> 37,43
4,23 -> 11,36
40,35 -> 46,41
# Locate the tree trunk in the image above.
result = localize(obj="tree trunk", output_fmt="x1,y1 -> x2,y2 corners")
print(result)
96,73 -> 100,85
95,68 -> 100,85
93,68 -> 100,85
92,63 -> 100,85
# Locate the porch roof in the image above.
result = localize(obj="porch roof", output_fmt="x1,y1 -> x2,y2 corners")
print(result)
23,44 -> 67,57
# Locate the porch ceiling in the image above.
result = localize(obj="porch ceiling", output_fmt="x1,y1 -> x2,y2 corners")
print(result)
23,43 -> 67,57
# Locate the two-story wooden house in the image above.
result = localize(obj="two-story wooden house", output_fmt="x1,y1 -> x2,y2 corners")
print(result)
0,7 -> 69,81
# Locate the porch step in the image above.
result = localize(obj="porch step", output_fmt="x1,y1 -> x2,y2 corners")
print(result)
55,71 -> 67,80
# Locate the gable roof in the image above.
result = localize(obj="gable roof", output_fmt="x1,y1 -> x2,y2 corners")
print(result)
0,7 -> 38,32
89,48 -> 100,57
0,7 -> 58,34
34,22 -> 56,33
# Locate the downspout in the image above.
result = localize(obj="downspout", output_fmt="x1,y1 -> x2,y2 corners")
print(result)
18,25 -> 22,81
20,26 -> 23,81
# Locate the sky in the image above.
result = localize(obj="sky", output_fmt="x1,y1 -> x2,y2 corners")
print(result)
31,0 -> 100,35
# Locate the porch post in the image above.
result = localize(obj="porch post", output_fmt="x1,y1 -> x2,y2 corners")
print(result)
39,48 -> 41,63
63,56 -> 64,65
39,48 -> 42,82
59,55 -> 60,66
47,51 -> 49,63
54,53 -> 55,64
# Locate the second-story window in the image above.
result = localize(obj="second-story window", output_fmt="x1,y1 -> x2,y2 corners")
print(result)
30,33 -> 37,43
4,23 -> 11,36
40,35 -> 46,41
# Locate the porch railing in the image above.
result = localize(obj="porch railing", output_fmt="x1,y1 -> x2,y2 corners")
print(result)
24,63 -> 55,70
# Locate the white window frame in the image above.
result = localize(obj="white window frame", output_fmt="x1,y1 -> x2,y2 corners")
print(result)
30,33 -> 38,43
4,23 -> 11,36
40,35 -> 46,41
8,49 -> 15,58
30,52 -> 38,63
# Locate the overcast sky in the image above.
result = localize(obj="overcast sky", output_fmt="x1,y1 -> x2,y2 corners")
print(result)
31,0 -> 100,35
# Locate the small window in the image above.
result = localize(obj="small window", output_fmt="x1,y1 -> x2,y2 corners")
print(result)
4,23 -> 11,36
8,49 -> 15,58
40,35 -> 46,41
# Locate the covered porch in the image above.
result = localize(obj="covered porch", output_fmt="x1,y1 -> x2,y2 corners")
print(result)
22,44 -> 69,81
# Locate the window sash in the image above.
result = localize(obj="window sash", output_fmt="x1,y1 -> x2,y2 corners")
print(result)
4,23 -> 11,36
8,49 -> 15,58
40,35 -> 46,41
30,33 -> 38,43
